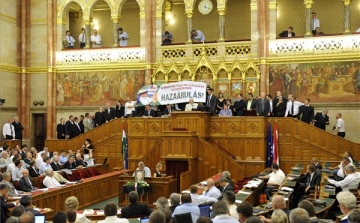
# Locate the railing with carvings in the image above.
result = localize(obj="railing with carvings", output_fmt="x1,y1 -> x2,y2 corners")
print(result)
161,40 -> 253,59
56,47 -> 146,66
269,34 -> 360,56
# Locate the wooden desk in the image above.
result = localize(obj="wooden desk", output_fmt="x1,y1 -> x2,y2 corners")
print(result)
118,176 -> 177,207
28,169 -> 130,220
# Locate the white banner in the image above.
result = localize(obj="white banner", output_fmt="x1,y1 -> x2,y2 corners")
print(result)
157,81 -> 207,105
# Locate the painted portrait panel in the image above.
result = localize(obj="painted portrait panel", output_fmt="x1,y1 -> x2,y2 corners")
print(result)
56,70 -> 145,106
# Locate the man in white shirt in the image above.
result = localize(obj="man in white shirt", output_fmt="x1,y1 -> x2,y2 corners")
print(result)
324,164 -> 360,191
2,118 -> 15,140
259,164 -> 285,199
118,28 -> 129,46
65,30 -> 75,49
311,12 -> 320,35
11,160 -> 24,181
38,147 -> 50,159
191,30 -> 205,42
39,157 -> 52,174
78,28 -> 86,48
98,202 -> 129,223
0,151 -> 11,168
223,191 -> 239,220
91,29 -> 102,48
43,168 -> 61,188
202,178 -> 221,199
284,94 -> 304,118
334,113 -> 345,138
124,97 -> 135,117
133,161 -> 151,177
185,98 -> 198,111
189,185 -> 217,205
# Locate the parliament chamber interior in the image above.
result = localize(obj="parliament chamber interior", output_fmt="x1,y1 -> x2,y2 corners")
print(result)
1,0 -> 360,222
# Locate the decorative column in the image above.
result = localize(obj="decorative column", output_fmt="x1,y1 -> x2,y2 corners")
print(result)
84,19 -> 91,48
186,12 -> 193,43
268,0 -> 277,40
218,9 -> 225,42
343,0 -> 351,34
112,16 -> 119,47
304,0 -> 314,37
144,0 -> 156,85
18,0 -> 30,144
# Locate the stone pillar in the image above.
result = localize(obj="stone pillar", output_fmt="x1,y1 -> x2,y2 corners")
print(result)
145,0 -> 156,85
256,0 -> 269,94
112,16 -> 119,47
218,9 -> 225,42
268,0 -> 277,40
18,0 -> 30,143
46,0 -> 55,139
84,19 -> 91,48
304,0 -> 314,37
343,0 -> 351,34
186,12 -> 193,43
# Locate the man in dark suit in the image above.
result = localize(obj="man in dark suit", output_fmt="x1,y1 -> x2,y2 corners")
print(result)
256,92 -> 271,117
18,169 -> 35,192
311,158 -> 322,170
104,102 -> 116,122
218,177 -> 234,200
162,104 -> 173,115
290,164 -> 320,209
121,191 -> 153,218
78,115 -> 85,133
75,153 -> 87,167
313,108 -> 330,130
63,155 -> 77,169
297,98 -> 314,124
20,145 -> 27,160
233,94 -> 245,116
71,117 -> 81,138
246,93 -> 257,111
27,161 -> 40,178
1,184 -> 19,223
65,115 -> 74,139
205,88 -> 217,116
115,100 -> 125,118
278,26 -> 295,37
56,118 -> 66,139
94,107 -> 106,127
50,155 -> 62,171
142,105 -> 157,117
12,116 -> 24,141
272,91 -> 287,116
20,195 -> 41,216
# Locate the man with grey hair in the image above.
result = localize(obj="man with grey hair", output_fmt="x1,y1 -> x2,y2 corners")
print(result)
0,172 -> 19,196
149,210 -> 166,223
133,161 -> 151,177
0,151 -> 11,168
348,209 -> 360,223
336,191 -> 357,222
43,168 -> 61,188
155,196 -> 169,211
289,208 -> 310,223
218,177 -> 233,200
202,178 -> 221,199
222,171 -> 234,187
212,201 -> 239,223
169,193 -> 180,213
324,164 -> 360,191
19,212 -> 35,223
313,108 -> 329,130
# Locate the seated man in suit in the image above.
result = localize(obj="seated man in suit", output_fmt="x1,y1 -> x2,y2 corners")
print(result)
218,177 -> 234,200
162,104 -> 174,115
27,160 -> 41,178
50,155 -> 62,171
63,155 -> 77,169
172,193 -> 200,223
0,172 -> 19,196
0,184 -> 19,223
290,164 -> 320,209
169,193 -> 180,213
74,153 -> 87,168
278,26 -> 295,37
18,169 -> 35,192
121,191 -> 153,218
19,195 -> 41,216
142,105 -> 157,117
311,158 -> 322,170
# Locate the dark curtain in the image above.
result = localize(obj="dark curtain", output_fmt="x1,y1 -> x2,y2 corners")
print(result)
166,160 -> 189,191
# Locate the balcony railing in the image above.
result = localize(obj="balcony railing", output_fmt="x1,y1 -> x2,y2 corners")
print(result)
56,47 -> 146,66
269,33 -> 360,56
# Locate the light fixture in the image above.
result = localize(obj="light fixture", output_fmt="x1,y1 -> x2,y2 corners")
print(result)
165,0 -> 175,25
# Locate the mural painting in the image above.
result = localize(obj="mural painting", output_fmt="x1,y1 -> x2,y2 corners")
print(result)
269,61 -> 360,102
56,70 -> 145,106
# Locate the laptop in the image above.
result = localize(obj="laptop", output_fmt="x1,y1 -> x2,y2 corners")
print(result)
35,215 -> 45,223
140,217 -> 149,222
199,205 -> 210,217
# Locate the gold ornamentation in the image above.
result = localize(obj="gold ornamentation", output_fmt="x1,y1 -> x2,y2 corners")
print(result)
269,2 -> 277,9
342,0 -> 351,5
303,0 -> 314,8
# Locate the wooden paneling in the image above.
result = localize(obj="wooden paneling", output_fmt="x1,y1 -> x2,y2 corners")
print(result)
180,170 -> 192,191
171,112 -> 210,137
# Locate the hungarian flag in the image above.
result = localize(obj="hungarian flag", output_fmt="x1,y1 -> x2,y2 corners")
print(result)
122,127 -> 128,169
267,123 -> 274,168
273,123 -> 279,165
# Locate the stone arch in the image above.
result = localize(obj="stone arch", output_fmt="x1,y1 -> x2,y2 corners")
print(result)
114,0 -> 145,16
57,0 -> 86,21
87,0 -> 114,18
